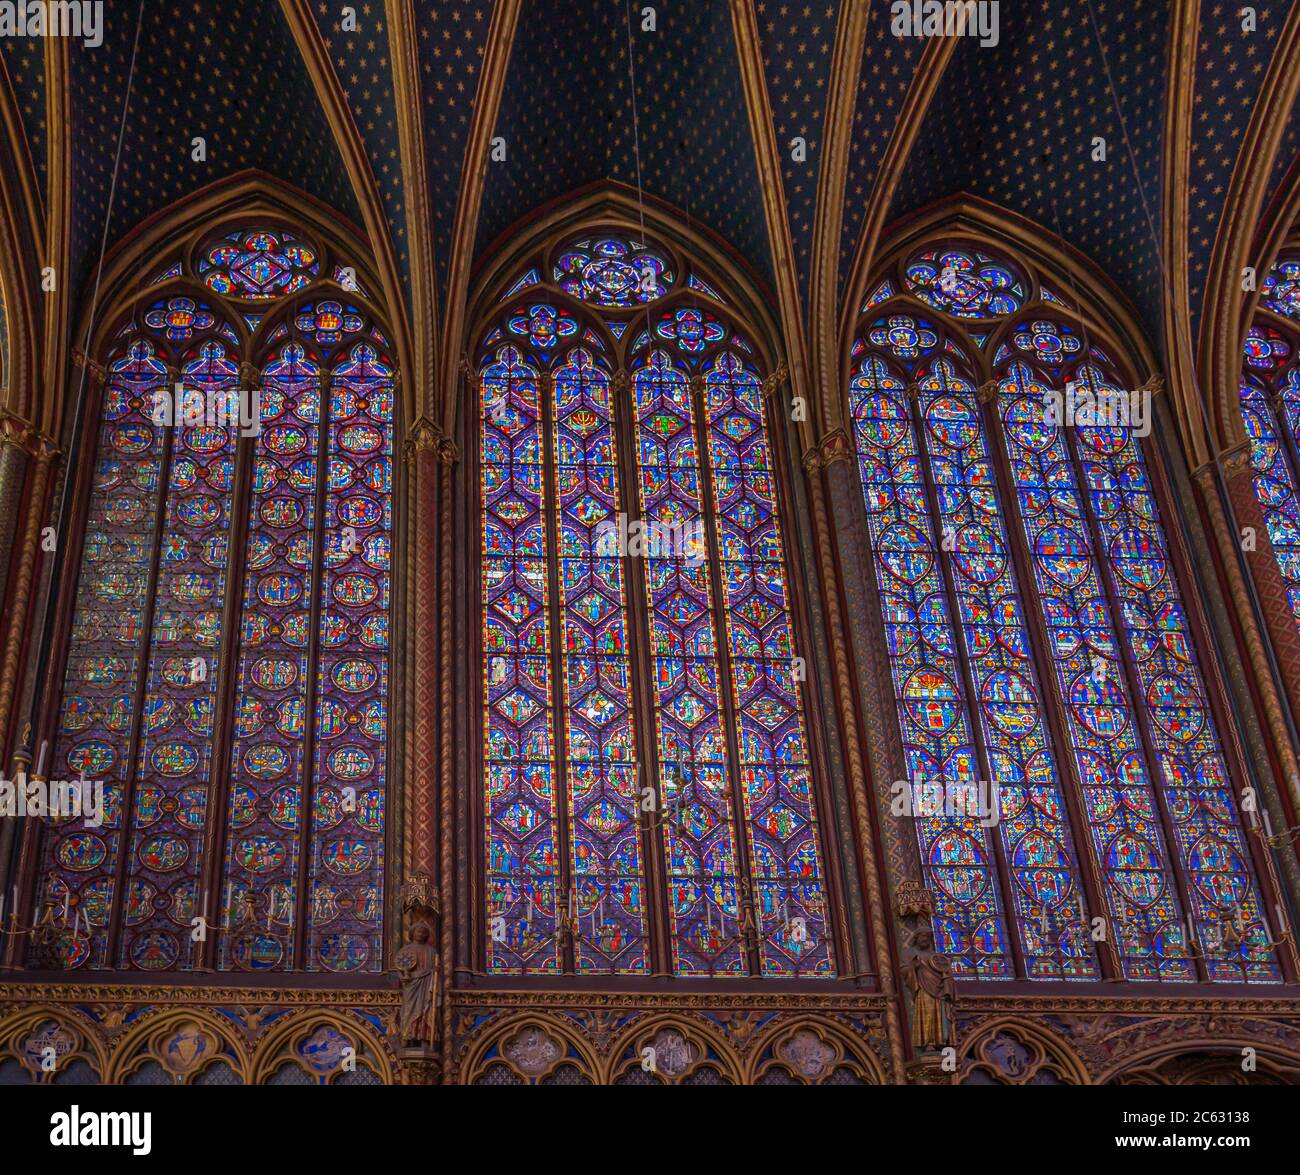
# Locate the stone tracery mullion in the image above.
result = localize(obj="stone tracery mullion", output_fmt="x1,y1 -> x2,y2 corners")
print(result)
631,353 -> 749,976
36,343 -> 174,970
477,233 -> 834,979
969,362 -> 1125,983
906,359 -> 1089,981
994,359 -> 1193,980
480,345 -> 561,973
551,349 -> 651,973
218,341 -> 322,972
115,340 -> 241,970
32,226 -> 395,977
305,341 -> 395,973
1059,358 -> 1281,983
700,353 -> 834,976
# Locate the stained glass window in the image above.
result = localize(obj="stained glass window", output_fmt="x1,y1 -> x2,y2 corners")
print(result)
902,248 -> 1025,320
1261,256 -> 1300,320
552,238 -> 674,307
1243,254 -> 1300,631
853,241 -> 1282,983
1241,377 -> 1300,626
481,234 -> 833,977
35,227 -> 393,974
198,229 -> 319,301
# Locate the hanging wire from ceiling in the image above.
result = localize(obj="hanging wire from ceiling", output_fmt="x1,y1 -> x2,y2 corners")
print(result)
1082,0 -> 1300,940
624,0 -> 658,354
1080,0 -> 1241,484
1077,0 -> 1297,750
11,0 -> 147,893
1040,149 -> 1099,367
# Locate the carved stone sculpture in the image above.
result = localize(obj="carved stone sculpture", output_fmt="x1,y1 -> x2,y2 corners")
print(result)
901,925 -> 954,1052
395,922 -> 440,1047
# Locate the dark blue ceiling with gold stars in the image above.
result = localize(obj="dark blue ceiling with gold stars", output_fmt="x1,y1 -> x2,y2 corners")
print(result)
886,0 -> 1170,345
7,0 -> 1300,395
757,1 -> 835,319
309,1 -> 407,309
1190,2 -> 1283,336
476,0 -> 772,290
838,4 -> 923,294
1265,101 -> 1300,245
67,0 -> 358,299
416,0 -> 493,300
0,33 -> 46,206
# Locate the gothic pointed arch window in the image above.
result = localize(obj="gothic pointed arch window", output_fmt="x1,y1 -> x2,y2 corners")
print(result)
33,224 -> 394,974
850,240 -> 1283,984
477,231 -> 833,977
1240,250 -> 1300,629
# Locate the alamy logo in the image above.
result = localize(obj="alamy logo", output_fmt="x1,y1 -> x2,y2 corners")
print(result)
0,771 -> 103,825
149,383 -> 262,437
593,512 -> 705,567
50,1107 -> 151,1156
890,776 -> 1002,828
1042,379 -> 1151,436
890,1 -> 1000,47
0,2 -> 103,47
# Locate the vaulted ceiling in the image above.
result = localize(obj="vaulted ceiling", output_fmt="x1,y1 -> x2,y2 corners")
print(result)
3,0 -> 1300,458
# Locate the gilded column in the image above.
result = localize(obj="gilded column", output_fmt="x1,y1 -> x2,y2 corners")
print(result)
0,431 -> 57,914
805,431 -> 920,1083
402,414 -> 458,1083
0,412 -> 35,913
817,446 -> 923,889
402,417 -> 448,880
0,413 -> 33,603
0,432 -> 56,756
1205,447 -> 1300,811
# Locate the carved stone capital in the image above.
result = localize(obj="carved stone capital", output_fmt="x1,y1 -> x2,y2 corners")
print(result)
905,1056 -> 954,1085
977,379 -> 1000,406
404,417 -> 459,466
72,349 -> 108,385
1218,440 -> 1254,482
1136,373 -> 1164,398
1190,458 -> 1219,489
0,410 -> 37,455
1192,441 -> 1254,487
0,412 -> 59,462
33,434 -> 61,465
405,417 -> 437,459
761,361 -> 789,397
821,428 -> 854,467
399,1046 -> 442,1085
894,880 -> 936,921
801,428 -> 853,473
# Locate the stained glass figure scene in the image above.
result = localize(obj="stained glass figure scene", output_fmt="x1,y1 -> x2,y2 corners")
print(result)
482,234 -> 832,977
853,242 -> 1280,983
1243,254 -> 1300,630
36,228 -> 392,973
